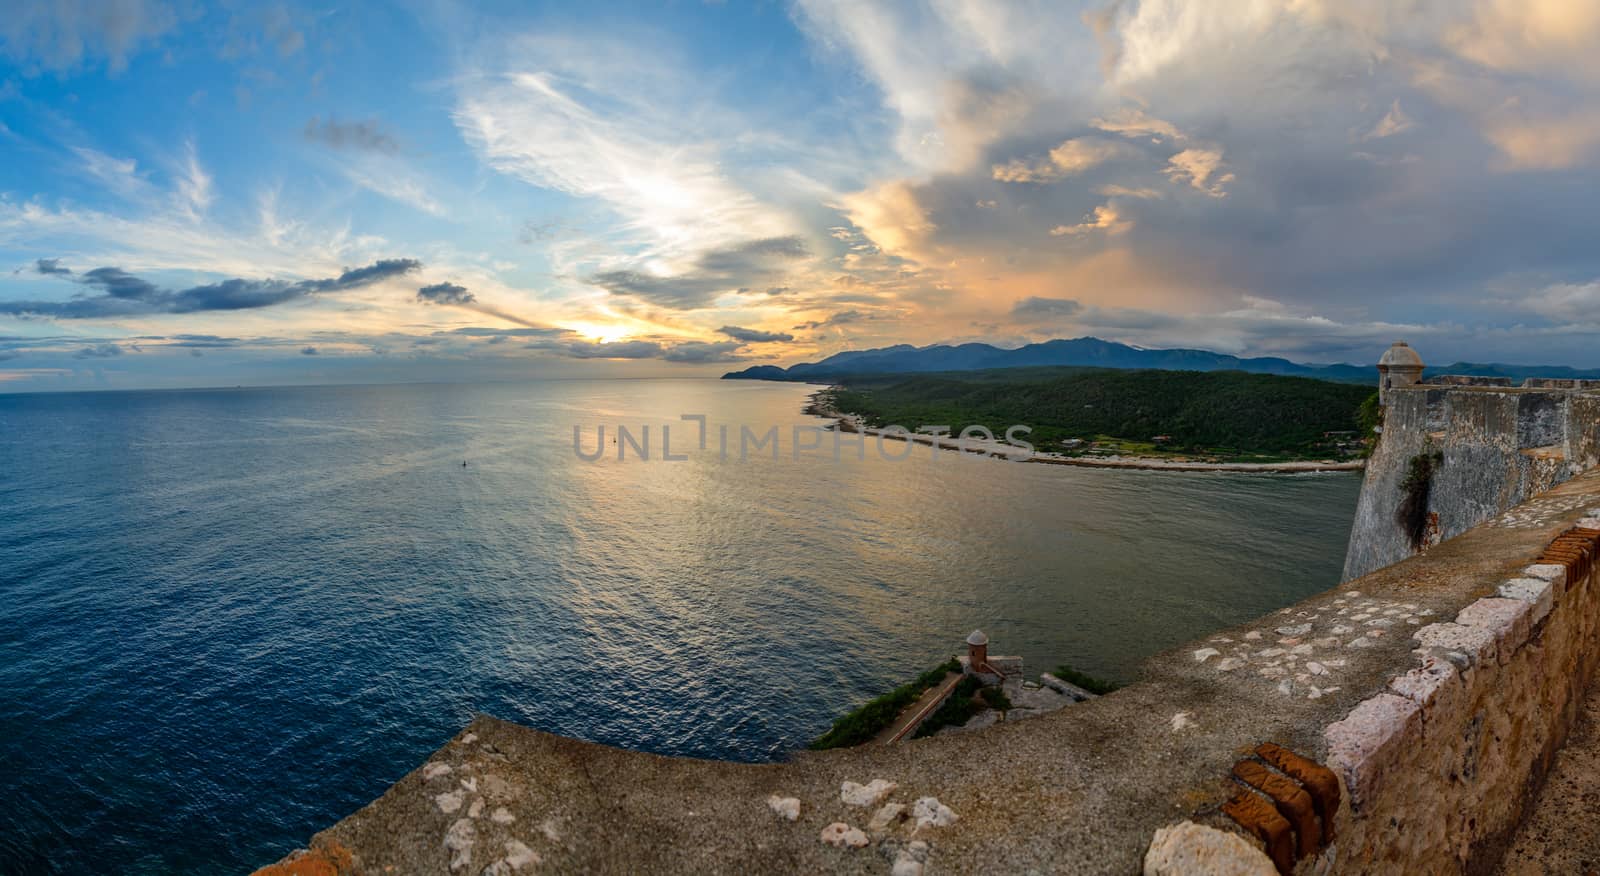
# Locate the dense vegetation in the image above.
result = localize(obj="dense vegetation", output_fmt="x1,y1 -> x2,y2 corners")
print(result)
809,659 -> 959,750
911,676 -> 988,738
826,366 -> 1375,461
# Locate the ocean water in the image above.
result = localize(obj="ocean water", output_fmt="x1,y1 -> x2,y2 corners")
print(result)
0,379 -> 1360,874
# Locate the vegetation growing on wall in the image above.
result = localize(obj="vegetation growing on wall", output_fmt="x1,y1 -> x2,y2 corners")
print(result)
1356,391 -> 1382,457
808,658 -> 959,750
1397,450 -> 1445,550
1053,664 -> 1122,695
911,676 -> 986,738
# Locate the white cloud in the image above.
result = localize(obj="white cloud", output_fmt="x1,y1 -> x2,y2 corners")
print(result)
173,140 -> 213,220
341,163 -> 448,217
453,65 -> 789,267
1096,183 -> 1163,199
1091,108 -> 1184,141
1363,100 -> 1415,141
1051,203 -> 1133,236
992,136 -> 1129,183
791,0 -> 1101,172
71,146 -> 151,200
1164,148 -> 1233,196
1519,279 -> 1600,321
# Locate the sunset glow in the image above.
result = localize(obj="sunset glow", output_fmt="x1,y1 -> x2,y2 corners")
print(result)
3,2 -> 1600,391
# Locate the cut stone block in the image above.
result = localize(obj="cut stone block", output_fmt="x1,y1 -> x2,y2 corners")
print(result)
1324,693 -> 1422,812
1497,578 -> 1554,625
1412,622 -> 1497,666
1454,597 -> 1532,662
1143,820 -> 1276,876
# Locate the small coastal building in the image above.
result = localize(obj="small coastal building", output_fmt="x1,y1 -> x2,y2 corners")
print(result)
959,629 -> 1023,683
966,629 -> 987,667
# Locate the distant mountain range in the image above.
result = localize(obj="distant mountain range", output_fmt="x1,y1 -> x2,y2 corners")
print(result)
721,337 -> 1600,385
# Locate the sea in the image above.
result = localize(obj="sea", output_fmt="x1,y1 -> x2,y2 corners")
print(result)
0,378 -> 1361,874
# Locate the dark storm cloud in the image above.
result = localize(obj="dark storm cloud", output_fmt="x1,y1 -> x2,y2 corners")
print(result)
303,116 -> 401,154
0,258 -> 422,319
718,325 -> 795,343
34,258 -> 71,275
417,282 -> 476,305
587,235 -> 809,308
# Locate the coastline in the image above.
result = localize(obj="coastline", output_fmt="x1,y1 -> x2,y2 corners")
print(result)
804,388 -> 1365,473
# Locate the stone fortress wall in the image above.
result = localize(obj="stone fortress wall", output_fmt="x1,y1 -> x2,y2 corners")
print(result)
1343,346 -> 1600,581
261,346 -> 1600,876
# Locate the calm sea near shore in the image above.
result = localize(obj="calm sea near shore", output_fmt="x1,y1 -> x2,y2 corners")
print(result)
0,379 -> 1360,874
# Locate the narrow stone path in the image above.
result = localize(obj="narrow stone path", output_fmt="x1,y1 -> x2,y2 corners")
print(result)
875,673 -> 961,745
1497,672 -> 1600,875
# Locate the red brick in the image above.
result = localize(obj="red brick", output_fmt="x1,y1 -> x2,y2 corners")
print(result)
1233,760 -> 1320,856
1255,742 -> 1341,840
1223,790 -> 1295,875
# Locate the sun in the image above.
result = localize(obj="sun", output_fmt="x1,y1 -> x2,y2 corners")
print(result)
567,322 -> 630,344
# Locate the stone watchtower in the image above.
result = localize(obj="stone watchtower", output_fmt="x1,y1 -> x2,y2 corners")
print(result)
966,630 -> 988,670
1377,340 -> 1424,405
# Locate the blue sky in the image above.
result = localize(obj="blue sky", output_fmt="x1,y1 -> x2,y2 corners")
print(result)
3,1 -> 1600,391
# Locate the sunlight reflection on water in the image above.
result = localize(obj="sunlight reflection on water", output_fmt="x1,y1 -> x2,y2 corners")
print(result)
0,379 -> 1358,874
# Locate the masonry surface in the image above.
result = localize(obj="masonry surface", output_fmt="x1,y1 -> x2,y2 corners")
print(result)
1344,378 -> 1600,581
257,460 -> 1600,875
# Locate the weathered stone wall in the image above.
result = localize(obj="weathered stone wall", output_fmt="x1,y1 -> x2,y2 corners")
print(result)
1146,506 -> 1600,876
1343,381 -> 1600,581
262,473 -> 1600,876
1315,520 -> 1600,873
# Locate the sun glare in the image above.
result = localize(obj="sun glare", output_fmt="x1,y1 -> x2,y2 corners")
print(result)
568,322 -> 630,344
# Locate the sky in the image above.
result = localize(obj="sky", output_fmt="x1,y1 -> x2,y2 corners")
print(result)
3,1 -> 1600,391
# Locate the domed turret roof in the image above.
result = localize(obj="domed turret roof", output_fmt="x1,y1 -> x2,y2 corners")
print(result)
966,629 -> 989,646
1379,341 -> 1423,369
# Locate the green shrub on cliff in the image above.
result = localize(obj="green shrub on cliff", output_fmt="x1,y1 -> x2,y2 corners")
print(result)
911,676 -> 986,739
1355,391 -> 1382,457
809,658 -> 960,750
1052,664 -> 1121,695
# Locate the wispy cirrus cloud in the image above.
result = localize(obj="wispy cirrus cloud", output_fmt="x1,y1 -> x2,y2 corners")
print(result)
452,62 -> 789,262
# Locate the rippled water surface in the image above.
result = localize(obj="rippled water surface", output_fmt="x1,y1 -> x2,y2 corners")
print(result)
0,379 -> 1360,874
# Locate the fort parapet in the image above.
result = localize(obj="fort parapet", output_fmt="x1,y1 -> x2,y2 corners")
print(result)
259,346 -> 1600,875
1344,346 -> 1600,581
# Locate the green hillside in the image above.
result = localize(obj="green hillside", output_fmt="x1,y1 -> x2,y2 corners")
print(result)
826,367 -> 1376,462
